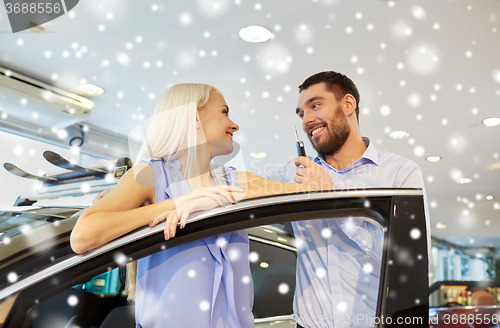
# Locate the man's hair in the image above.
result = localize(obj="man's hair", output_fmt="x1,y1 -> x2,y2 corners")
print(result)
298,71 -> 360,123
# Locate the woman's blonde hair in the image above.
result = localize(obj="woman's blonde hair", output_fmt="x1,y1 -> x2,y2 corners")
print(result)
126,83 -> 216,300
133,83 -> 215,176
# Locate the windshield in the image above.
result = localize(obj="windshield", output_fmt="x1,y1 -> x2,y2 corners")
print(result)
0,211 -> 49,241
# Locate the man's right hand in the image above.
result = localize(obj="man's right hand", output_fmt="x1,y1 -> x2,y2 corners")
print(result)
294,157 -> 337,191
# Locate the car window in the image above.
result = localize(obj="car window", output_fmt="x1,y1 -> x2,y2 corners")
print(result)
73,267 -> 124,296
15,216 -> 385,328
70,237 -> 298,319
250,238 -> 296,319
62,236 -> 298,324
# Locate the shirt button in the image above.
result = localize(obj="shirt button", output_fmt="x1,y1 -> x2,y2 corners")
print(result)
365,248 -> 370,252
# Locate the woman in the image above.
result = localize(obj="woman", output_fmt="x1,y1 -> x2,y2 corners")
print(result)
70,83 -> 311,328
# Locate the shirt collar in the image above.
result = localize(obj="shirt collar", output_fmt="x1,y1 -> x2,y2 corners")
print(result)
361,137 -> 379,166
314,136 -> 379,170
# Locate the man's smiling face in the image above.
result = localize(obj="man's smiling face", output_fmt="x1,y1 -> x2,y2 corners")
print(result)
296,82 -> 351,156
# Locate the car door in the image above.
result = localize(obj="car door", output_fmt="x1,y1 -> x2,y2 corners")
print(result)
0,189 -> 428,328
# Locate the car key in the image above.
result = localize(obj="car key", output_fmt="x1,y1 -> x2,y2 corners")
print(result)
294,126 -> 307,157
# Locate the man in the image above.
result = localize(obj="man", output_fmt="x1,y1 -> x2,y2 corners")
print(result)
265,71 -> 431,328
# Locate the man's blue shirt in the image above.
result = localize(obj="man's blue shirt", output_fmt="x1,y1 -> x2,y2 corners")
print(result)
265,137 -> 430,328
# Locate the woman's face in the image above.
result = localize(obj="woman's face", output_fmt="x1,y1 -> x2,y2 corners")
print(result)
198,90 -> 239,157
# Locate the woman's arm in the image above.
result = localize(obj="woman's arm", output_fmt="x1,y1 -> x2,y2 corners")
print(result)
71,163 -> 244,254
234,171 -> 328,201
70,163 -> 165,254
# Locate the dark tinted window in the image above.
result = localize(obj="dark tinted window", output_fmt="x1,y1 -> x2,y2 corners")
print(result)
250,239 -> 296,318
0,212 -> 47,238
73,268 -> 123,296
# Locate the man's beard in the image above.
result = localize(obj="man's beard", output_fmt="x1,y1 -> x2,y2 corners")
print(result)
308,107 -> 350,156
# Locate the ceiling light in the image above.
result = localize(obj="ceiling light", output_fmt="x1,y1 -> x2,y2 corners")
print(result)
456,178 -> 473,184
239,26 -> 273,43
436,223 -> 447,229
476,193 -> 490,201
425,156 -> 442,162
388,130 -> 410,139
79,84 -> 104,96
250,152 -> 268,158
277,237 -> 287,242
482,117 -> 500,127
259,262 -> 269,268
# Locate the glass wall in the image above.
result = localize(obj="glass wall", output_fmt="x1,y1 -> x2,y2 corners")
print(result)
430,245 -> 496,284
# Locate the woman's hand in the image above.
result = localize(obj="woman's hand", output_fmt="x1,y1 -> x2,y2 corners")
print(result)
149,185 -> 245,240
175,185 -> 244,209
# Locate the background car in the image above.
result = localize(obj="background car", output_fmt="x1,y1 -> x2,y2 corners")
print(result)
428,280 -> 500,328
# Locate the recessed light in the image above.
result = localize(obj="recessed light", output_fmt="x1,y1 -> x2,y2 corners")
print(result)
239,26 -> 273,43
263,229 -> 273,233
456,178 -> 473,184
388,130 -> 410,139
259,262 -> 269,268
482,117 -> 500,127
436,223 -> 447,229
425,156 -> 441,163
486,195 -> 494,201
250,152 -> 268,158
277,237 -> 287,242
79,84 -> 104,95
